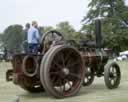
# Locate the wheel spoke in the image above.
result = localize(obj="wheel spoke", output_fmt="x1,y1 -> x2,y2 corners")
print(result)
113,68 -> 117,74
60,79 -> 66,92
53,77 -> 61,86
67,60 -> 79,68
50,71 -> 60,75
65,51 -> 73,63
64,79 -> 72,90
66,59 -> 72,67
59,79 -> 63,92
60,53 -> 65,67
69,73 -> 81,80
111,67 -> 115,73
113,73 -> 117,77
51,76 -> 57,83
63,83 -> 66,92
53,61 -> 62,69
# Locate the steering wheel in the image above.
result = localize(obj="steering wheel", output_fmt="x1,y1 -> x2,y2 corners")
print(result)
40,30 -> 64,53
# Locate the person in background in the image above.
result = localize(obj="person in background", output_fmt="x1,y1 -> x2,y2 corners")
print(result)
24,23 -> 30,40
27,21 -> 40,53
3,47 -> 7,61
23,23 -> 30,53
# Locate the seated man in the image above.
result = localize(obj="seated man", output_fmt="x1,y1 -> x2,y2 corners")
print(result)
27,21 -> 40,53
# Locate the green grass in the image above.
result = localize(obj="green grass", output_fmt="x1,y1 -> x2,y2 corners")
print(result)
0,61 -> 128,102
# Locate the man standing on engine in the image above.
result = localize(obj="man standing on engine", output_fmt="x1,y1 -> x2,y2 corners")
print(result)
27,21 -> 40,53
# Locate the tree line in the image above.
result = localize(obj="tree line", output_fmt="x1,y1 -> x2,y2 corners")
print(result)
81,0 -> 128,52
0,22 -> 80,53
0,0 -> 128,53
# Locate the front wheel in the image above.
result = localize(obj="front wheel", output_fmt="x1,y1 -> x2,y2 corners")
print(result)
104,62 -> 121,89
83,66 -> 94,86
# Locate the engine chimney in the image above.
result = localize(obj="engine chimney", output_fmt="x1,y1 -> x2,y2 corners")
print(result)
95,19 -> 102,49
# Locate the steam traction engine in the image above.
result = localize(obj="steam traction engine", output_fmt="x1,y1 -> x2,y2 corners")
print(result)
6,20 -> 121,98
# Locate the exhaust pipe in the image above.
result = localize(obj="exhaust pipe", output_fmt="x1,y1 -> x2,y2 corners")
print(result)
95,19 -> 102,49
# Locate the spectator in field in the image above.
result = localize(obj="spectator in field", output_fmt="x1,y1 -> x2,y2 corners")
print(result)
27,21 -> 40,53
23,23 -> 30,53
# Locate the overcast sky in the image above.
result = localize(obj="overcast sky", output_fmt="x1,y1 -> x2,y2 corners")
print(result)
0,0 -> 128,33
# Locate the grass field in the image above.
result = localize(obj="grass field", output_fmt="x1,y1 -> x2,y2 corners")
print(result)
0,61 -> 128,102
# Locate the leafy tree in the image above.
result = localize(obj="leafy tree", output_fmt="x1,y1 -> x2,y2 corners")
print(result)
0,33 -> 2,42
56,21 -> 81,41
0,34 -> 3,48
39,26 -> 54,36
81,0 -> 128,52
1,25 -> 23,53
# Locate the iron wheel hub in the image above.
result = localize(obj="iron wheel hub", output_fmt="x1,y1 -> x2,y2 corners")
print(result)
62,68 -> 70,75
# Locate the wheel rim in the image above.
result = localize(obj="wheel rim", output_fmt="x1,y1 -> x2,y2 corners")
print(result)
41,46 -> 85,97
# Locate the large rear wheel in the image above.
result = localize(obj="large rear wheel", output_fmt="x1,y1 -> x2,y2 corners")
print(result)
40,45 -> 85,98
